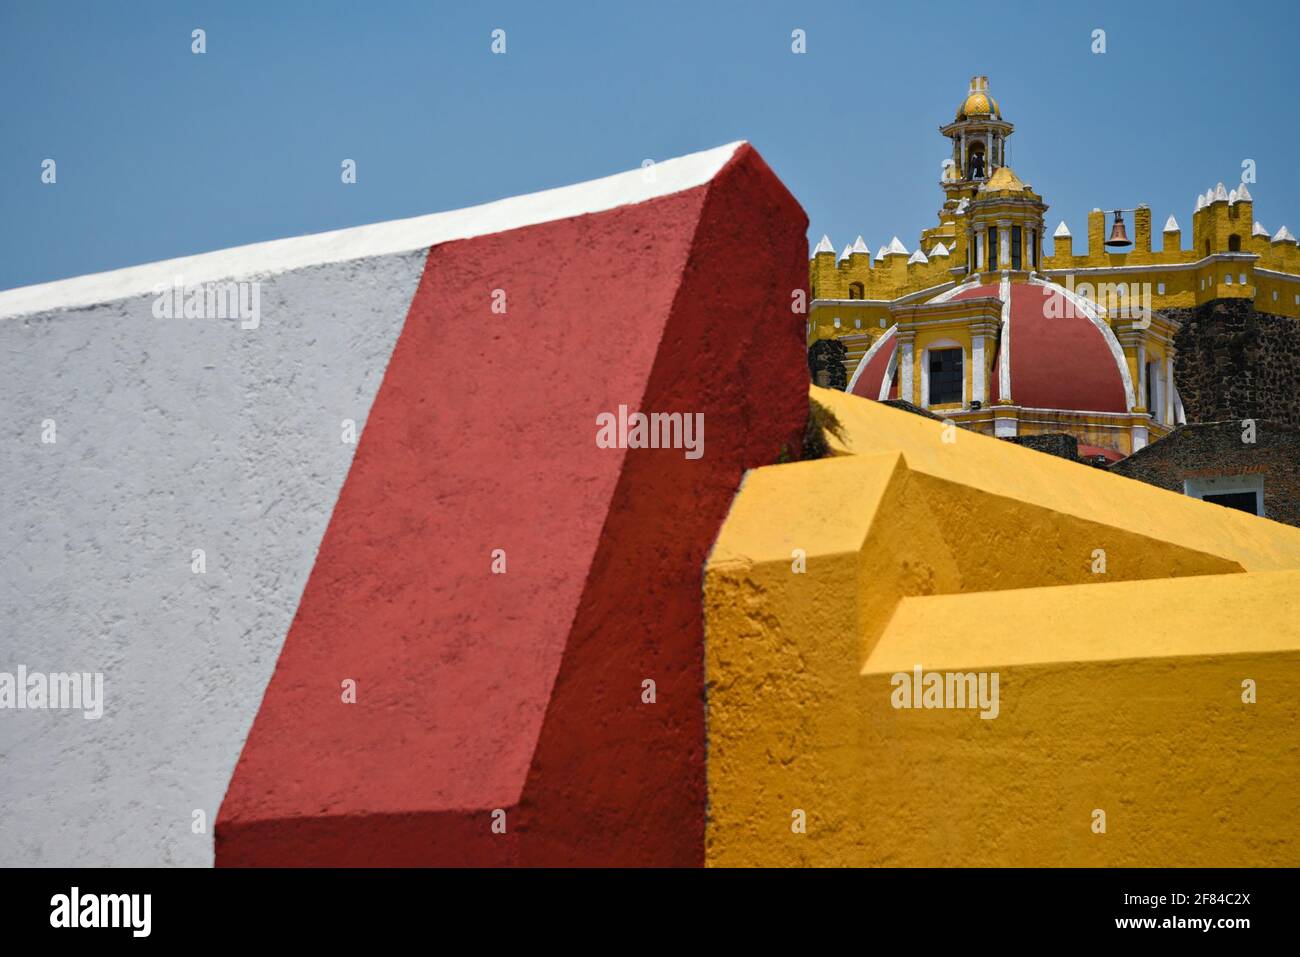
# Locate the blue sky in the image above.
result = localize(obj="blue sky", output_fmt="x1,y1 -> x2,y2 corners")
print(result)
2,0 -> 1298,290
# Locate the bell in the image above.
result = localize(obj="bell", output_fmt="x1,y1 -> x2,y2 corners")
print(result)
1105,210 -> 1132,248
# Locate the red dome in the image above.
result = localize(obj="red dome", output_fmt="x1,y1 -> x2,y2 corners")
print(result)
847,280 -> 1131,414
848,326 -> 897,400
952,282 -> 1129,413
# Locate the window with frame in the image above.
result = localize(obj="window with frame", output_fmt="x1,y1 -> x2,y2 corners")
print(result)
1011,226 -> 1022,270
988,227 -> 999,269
928,348 -> 963,405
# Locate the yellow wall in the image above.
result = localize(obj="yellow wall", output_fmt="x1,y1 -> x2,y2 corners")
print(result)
704,387 -> 1300,866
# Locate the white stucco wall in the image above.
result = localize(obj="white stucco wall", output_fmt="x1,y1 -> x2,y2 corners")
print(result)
0,252 -> 425,865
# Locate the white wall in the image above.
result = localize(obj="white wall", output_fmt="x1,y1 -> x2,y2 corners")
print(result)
0,252 -> 424,865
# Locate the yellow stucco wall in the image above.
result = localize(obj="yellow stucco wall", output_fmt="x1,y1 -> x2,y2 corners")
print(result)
703,387 -> 1300,866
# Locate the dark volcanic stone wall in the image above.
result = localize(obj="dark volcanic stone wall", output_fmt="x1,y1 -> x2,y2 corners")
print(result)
1003,432 -> 1080,461
1169,298 -> 1300,427
1109,421 -> 1300,528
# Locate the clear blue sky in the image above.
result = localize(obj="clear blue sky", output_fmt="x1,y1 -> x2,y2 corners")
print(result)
3,0 -> 1298,290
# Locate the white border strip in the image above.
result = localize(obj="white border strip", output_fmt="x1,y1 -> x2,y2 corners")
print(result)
998,273 -> 1013,402
846,324 -> 897,396
0,141 -> 745,319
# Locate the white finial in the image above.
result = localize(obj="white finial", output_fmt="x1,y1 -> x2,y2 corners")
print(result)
813,234 -> 835,255
887,236 -> 909,255
1214,182 -> 1229,202
908,248 -> 929,264
1252,221 -> 1269,238
1053,220 -> 1071,238
930,242 -> 950,257
1236,183 -> 1253,202
1163,214 -> 1179,232
1273,225 -> 1296,243
851,235 -> 870,255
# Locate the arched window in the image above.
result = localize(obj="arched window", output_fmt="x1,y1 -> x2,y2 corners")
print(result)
848,282 -> 864,300
1228,234 -> 1241,252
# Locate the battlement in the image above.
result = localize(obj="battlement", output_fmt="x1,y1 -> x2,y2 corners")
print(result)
811,181 -> 1300,328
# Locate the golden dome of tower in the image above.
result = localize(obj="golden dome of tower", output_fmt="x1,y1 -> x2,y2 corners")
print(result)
956,76 -> 1000,119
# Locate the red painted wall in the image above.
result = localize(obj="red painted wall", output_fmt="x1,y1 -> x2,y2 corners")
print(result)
217,145 -> 809,866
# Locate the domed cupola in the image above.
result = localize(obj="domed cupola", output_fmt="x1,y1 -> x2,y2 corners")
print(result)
940,76 -> 1014,186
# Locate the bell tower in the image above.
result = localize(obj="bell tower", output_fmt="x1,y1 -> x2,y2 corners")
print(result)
939,76 -> 1014,193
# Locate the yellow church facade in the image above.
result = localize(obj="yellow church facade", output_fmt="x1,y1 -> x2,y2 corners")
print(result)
810,76 -> 1300,458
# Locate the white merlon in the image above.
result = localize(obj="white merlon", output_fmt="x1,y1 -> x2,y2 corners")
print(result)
1053,220 -> 1071,238
1214,182 -> 1229,202
1163,215 -> 1180,232
813,234 -> 835,255
908,248 -> 929,264
930,242 -> 950,257
0,141 -> 747,320
1236,183 -> 1253,202
1253,221 -> 1269,238
887,236 -> 909,255
851,235 -> 871,255
1273,225 -> 1297,243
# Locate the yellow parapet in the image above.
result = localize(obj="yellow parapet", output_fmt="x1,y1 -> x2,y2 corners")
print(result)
703,386 -> 1300,866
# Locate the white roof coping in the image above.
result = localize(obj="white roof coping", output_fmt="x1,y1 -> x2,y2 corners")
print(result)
0,141 -> 748,320
1236,183 -> 1253,203
840,244 -> 853,261
1273,225 -> 1297,243
930,242 -> 950,257
813,234 -> 835,255
1253,221 -> 1270,238
1213,182 -> 1229,202
1163,215 -> 1180,232
874,245 -> 887,262
851,235 -> 871,255
908,248 -> 929,264
1053,220 -> 1071,238
887,236 -> 909,255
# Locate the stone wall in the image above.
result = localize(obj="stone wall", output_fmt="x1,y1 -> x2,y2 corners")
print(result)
1003,432 -> 1079,462
1170,298 -> 1300,427
1109,420 -> 1300,527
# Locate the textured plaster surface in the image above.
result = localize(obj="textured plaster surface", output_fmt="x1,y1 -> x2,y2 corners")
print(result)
704,386 -> 1300,866
0,252 -> 423,865
217,144 -> 810,867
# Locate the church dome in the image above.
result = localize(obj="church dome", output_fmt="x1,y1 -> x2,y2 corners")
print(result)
957,91 -> 1000,120
849,280 -> 1133,416
955,75 -> 1001,120
952,281 -> 1130,412
980,166 -> 1025,192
